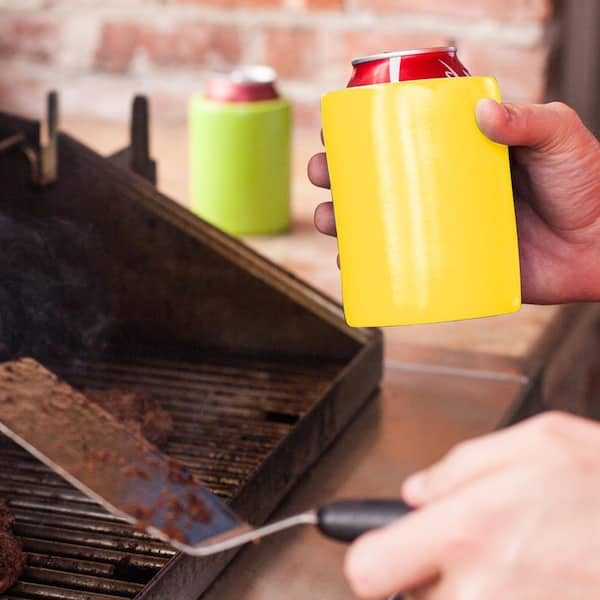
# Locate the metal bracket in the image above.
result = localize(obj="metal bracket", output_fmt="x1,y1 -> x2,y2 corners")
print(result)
39,90 -> 59,185
0,91 -> 58,186
109,95 -> 157,185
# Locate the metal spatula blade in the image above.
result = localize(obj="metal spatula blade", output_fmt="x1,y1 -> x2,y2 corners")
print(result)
0,358 -> 249,549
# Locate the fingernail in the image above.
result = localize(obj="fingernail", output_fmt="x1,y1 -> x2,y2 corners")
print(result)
475,97 -> 498,124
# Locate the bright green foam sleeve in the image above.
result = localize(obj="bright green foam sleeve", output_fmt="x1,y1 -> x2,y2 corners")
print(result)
189,95 -> 291,236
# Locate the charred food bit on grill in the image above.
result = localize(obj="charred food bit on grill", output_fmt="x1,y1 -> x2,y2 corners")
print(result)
84,388 -> 174,448
0,502 -> 26,593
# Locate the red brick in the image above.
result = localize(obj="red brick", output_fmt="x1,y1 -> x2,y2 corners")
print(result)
352,0 -> 551,22
95,21 -> 242,73
304,0 -> 345,10
0,16 -> 59,63
457,39 -> 550,101
169,0 -> 281,6
263,26 -> 322,79
140,24 -> 242,68
95,22 -> 139,73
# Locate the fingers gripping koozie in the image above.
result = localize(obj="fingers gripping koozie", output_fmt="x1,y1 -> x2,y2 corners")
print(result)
321,76 -> 521,327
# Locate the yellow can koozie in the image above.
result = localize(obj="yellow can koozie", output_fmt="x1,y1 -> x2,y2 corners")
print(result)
321,76 -> 521,327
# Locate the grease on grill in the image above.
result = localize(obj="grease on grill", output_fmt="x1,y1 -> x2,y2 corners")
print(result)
121,463 -> 151,479
124,504 -> 155,527
161,526 -> 189,544
0,501 -> 26,593
105,444 -> 213,543
123,460 -> 213,546
168,458 -> 195,485
184,491 -> 212,523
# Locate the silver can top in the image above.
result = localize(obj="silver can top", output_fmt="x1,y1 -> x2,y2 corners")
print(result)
230,65 -> 277,84
352,47 -> 456,67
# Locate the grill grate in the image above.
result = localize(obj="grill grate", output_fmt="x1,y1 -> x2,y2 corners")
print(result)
0,355 -> 338,599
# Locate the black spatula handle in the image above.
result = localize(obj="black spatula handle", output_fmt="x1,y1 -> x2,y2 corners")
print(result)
317,499 -> 413,542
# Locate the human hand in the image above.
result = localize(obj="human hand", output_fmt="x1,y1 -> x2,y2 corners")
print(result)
308,101 -> 600,303
344,412 -> 600,599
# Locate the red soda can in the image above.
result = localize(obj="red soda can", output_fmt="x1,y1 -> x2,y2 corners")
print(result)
348,46 -> 470,88
204,65 -> 279,102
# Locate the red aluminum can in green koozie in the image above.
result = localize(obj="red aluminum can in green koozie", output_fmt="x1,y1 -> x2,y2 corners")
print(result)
189,66 -> 292,236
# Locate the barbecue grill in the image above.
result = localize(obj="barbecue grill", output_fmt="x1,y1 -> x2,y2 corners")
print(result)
0,94 -> 383,599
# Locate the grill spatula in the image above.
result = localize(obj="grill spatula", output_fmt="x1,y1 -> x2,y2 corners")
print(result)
0,358 -> 412,555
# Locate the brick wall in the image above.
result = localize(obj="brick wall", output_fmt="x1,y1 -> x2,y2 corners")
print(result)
0,0 -> 557,127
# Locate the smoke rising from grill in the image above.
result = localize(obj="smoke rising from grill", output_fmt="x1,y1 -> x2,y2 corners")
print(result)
0,213 -> 112,362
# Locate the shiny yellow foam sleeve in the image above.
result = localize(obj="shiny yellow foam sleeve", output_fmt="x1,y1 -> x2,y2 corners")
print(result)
322,76 -> 521,327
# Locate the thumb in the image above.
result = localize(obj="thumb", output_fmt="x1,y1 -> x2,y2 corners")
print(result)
475,99 -> 578,152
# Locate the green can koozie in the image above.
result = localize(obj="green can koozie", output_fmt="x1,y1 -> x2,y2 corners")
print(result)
189,67 -> 291,236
